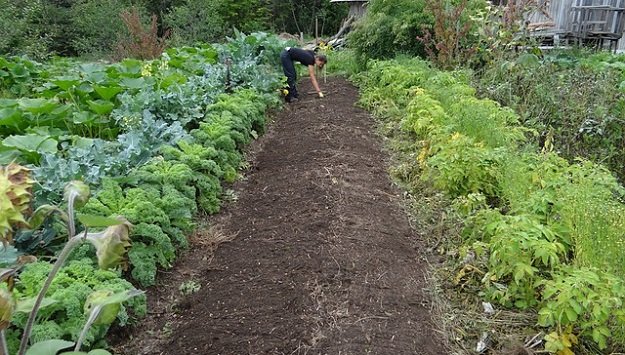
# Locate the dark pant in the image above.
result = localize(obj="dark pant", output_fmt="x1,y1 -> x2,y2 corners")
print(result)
280,49 -> 298,100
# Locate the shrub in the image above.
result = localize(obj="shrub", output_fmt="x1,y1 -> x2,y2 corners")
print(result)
115,7 -> 169,60
163,0 -> 225,47
348,0 -> 432,63
476,53 -> 625,181
70,0 -> 135,58
426,132 -> 508,198
480,212 -> 567,309
356,56 -> 625,352
0,0 -> 56,60
540,266 -> 625,352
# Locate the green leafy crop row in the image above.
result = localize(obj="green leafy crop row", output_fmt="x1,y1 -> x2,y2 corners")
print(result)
0,32 -> 284,205
81,89 -> 278,287
0,32 -> 286,352
356,58 -> 625,353
475,52 -> 625,183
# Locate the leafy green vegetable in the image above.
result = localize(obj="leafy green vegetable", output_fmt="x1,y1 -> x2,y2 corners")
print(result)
11,259 -> 146,350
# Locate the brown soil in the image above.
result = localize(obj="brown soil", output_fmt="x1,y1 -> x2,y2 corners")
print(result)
111,78 -> 445,355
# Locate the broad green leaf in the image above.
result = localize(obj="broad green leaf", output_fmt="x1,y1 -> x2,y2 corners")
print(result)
160,73 -> 186,89
28,126 -> 64,137
592,328 -> 608,349
28,205 -> 64,230
87,100 -> 115,115
16,297 -> 57,313
86,222 -> 131,270
0,107 -> 22,127
77,214 -> 124,228
52,78 -> 80,91
18,98 -> 58,115
516,53 -> 540,68
537,307 -> 553,326
568,298 -> 582,315
94,85 -> 122,101
0,99 -> 17,108
84,289 -> 143,325
79,63 -> 107,83
120,77 -> 145,90
3,134 -> 58,154
75,83 -> 94,95
117,59 -> 143,76
72,111 -> 96,124
79,63 -> 106,75
168,58 -> 184,69
50,103 -> 71,116
564,307 -> 577,323
9,65 -> 29,78
0,148 -> 20,164
597,326 -> 611,337
0,245 -> 20,267
87,350 -> 112,355
25,339 -> 74,355
73,137 -> 96,149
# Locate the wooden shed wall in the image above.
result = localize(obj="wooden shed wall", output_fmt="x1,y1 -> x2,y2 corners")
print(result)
524,0 -> 625,50
348,3 -> 367,18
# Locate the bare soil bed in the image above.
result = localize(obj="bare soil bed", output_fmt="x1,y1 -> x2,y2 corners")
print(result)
111,78 -> 444,355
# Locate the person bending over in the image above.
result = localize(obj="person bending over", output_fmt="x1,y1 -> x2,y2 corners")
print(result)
280,47 -> 327,103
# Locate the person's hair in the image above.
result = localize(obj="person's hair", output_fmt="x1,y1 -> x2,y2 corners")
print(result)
316,54 -> 327,64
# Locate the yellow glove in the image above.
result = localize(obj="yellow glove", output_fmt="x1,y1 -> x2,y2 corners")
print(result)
318,92 -> 324,98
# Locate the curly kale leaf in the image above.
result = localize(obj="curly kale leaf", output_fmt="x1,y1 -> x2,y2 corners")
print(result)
157,184 -> 196,233
82,179 -> 171,228
162,226 -> 188,249
121,188 -> 171,227
194,173 -> 222,213
11,259 -> 144,348
128,243 -> 158,287
129,159 -> 195,193
132,223 -> 175,267
160,141 -> 223,177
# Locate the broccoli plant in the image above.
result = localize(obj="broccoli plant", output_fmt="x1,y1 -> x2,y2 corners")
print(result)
0,174 -> 143,355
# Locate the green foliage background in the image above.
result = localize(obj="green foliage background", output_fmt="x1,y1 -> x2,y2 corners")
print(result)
348,0 -> 432,62
0,0 -> 348,59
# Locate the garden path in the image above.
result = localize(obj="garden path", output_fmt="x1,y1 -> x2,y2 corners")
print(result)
113,78 -> 443,355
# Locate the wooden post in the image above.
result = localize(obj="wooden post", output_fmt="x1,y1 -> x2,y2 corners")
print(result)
315,16 -> 319,43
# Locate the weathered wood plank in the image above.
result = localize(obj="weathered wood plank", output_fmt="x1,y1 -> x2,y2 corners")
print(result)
522,0 -> 625,50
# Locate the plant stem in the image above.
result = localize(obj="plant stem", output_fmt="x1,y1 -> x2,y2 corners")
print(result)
74,305 -> 102,351
67,190 -> 77,241
0,330 -> 9,355
17,233 -> 84,355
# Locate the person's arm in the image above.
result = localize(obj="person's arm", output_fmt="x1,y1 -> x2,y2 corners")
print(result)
308,65 -> 323,97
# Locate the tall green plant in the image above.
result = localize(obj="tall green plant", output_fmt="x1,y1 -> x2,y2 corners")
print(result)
476,53 -> 625,181
163,0 -> 225,46
4,180 -> 142,354
70,0 -> 137,57
348,0 -> 432,64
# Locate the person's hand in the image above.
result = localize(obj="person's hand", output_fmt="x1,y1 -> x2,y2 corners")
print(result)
318,92 -> 324,98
